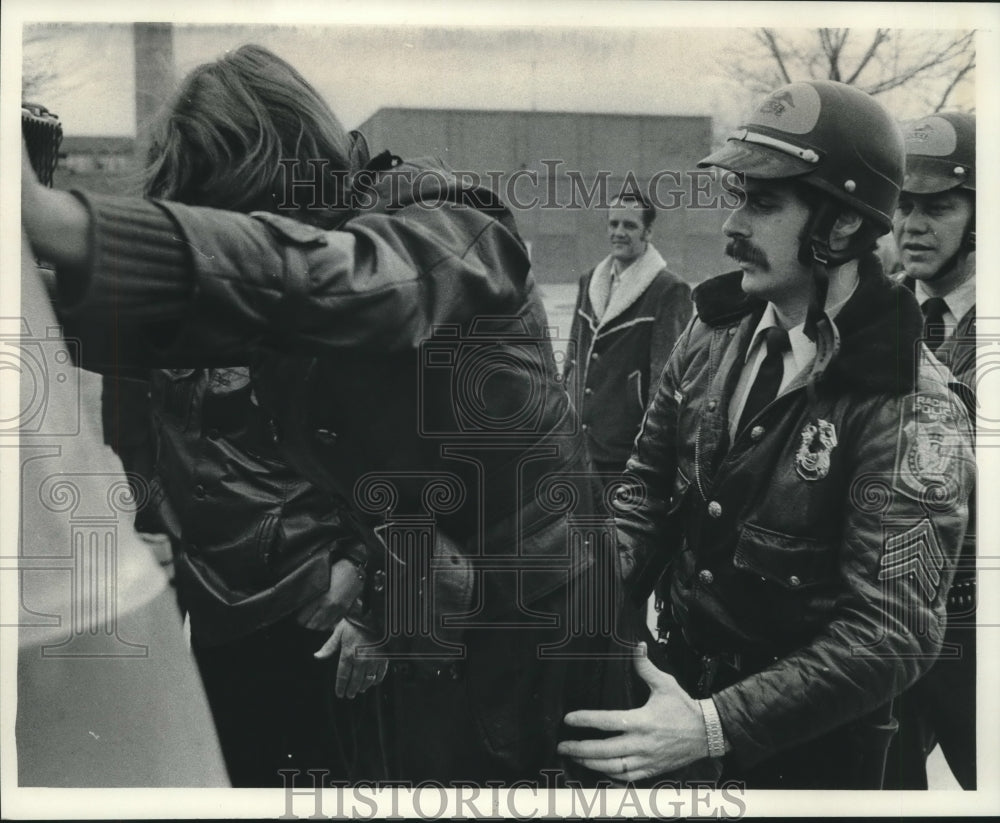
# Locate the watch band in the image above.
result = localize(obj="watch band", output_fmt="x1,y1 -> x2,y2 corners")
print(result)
699,697 -> 727,759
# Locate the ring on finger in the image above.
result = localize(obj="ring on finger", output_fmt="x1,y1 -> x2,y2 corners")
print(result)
621,757 -> 628,774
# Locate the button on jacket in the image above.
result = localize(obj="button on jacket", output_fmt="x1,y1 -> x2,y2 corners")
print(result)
617,260 -> 974,770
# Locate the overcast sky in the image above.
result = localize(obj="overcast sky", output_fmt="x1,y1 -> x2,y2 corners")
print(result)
24,23 -> 749,136
18,4 -> 984,139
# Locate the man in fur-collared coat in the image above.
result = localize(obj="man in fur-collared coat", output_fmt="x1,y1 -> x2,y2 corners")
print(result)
565,194 -> 692,475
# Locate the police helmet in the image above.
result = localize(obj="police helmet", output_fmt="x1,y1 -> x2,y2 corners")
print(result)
901,112 -> 975,194
699,80 -> 905,237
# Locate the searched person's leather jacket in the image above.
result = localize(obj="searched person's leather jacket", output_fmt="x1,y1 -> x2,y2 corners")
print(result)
57,155 -> 602,651
148,365 -> 361,646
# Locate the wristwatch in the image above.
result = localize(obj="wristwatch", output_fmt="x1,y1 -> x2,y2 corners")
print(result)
699,697 -> 727,759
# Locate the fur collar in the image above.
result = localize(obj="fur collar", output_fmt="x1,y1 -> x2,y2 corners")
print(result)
692,255 -> 925,395
588,244 -> 668,328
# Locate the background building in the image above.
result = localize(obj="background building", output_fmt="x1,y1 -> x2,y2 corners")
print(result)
359,107 -> 725,284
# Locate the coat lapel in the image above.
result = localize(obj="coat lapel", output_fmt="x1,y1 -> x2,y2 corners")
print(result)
698,312 -> 759,485
589,244 -> 668,329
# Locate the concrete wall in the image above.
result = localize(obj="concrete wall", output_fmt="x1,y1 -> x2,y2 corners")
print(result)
134,23 -> 175,144
358,108 -> 731,285
54,137 -> 140,196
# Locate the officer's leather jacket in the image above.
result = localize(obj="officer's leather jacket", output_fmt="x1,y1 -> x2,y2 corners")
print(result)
899,274 -> 977,616
57,157 -> 599,649
899,273 -> 976,406
618,260 -> 974,769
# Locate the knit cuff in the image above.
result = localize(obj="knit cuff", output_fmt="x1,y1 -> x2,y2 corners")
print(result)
58,192 -> 193,321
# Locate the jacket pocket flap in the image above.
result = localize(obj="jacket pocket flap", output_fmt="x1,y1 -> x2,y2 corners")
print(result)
733,522 -> 833,588
251,211 -> 330,246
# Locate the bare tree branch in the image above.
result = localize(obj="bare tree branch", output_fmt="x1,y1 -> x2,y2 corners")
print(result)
844,29 -> 889,85
760,28 -> 793,84
725,28 -> 976,121
864,30 -> 974,94
936,51 -> 976,112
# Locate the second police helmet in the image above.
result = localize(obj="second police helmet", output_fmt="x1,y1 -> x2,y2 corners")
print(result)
901,111 -> 976,258
901,112 -> 975,194
699,80 -> 906,265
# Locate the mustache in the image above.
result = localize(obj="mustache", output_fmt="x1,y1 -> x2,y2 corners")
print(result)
726,237 -> 770,271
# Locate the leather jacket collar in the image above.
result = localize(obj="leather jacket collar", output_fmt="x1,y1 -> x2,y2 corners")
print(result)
692,254 -> 924,397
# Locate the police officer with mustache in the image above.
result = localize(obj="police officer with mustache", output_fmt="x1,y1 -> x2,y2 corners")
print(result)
557,81 -> 975,789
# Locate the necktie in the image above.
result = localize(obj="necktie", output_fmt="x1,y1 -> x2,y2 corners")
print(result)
738,326 -> 790,434
922,297 -> 948,354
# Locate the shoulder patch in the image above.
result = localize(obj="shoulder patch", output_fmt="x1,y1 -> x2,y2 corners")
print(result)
894,393 -> 963,501
879,518 -> 944,602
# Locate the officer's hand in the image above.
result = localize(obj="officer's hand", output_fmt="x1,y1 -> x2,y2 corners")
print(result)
314,619 -> 389,699
557,643 -> 709,782
295,558 -> 365,632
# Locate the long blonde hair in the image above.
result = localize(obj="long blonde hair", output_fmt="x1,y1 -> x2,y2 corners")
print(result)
144,44 -> 353,226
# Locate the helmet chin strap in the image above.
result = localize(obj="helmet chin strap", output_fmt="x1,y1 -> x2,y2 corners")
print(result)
798,204 -> 844,406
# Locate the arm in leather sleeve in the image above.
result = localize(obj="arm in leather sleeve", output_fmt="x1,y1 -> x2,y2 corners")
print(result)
648,279 -> 693,403
54,191 -> 528,366
712,392 -> 974,768
615,317 -> 694,590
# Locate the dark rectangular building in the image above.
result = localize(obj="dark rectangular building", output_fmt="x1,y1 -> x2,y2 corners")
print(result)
358,107 -> 728,284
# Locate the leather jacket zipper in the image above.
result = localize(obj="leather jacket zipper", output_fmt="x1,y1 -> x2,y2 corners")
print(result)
693,413 -> 707,501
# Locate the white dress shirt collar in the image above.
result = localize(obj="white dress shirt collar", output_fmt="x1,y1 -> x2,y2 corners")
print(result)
915,275 -> 975,326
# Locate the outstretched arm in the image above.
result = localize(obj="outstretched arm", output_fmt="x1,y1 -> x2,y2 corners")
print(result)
22,146 -> 529,368
21,140 -> 89,270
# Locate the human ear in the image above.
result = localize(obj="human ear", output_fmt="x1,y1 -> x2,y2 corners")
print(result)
829,210 -> 864,251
